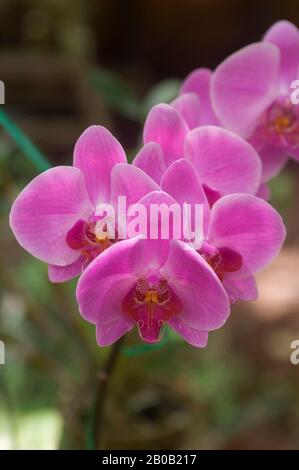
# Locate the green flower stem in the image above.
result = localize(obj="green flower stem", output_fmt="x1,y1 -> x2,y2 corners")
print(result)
86,336 -> 125,450
0,109 -> 51,172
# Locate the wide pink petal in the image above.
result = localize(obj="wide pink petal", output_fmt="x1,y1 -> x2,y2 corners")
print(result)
168,317 -> 209,347
143,104 -> 189,167
208,194 -> 286,275
258,143 -> 289,182
110,163 -> 159,208
96,320 -> 134,347
171,93 -> 201,129
160,158 -> 210,236
223,276 -> 258,304
73,126 -> 126,205
10,167 -> 93,266
184,126 -> 262,195
76,238 -> 143,324
211,43 -> 280,138
132,142 -> 166,184
264,20 -> 299,91
180,68 -> 219,125
161,240 -> 230,331
48,256 -> 85,283
76,237 -> 171,326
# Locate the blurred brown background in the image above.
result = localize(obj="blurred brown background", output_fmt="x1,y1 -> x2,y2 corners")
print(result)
1,0 -> 298,155
1,0 -> 299,450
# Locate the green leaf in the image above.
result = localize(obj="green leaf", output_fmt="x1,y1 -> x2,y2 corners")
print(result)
141,79 -> 181,119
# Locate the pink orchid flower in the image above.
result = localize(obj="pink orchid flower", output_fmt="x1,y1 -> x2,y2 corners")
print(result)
179,71 -> 269,199
9,126 -> 158,282
211,20 -> 299,183
76,236 -> 230,347
133,103 -> 262,204
159,158 -> 286,302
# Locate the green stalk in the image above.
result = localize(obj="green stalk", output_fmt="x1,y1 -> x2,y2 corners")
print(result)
0,109 -> 51,172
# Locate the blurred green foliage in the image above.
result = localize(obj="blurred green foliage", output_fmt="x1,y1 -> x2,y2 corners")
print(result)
91,66 -> 181,122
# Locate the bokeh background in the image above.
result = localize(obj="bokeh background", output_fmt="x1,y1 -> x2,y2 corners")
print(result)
1,0 -> 299,450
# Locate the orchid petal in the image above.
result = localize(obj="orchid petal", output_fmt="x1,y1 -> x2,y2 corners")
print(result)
259,144 -> 289,182
74,125 -> 126,205
211,43 -> 280,138
185,126 -> 262,195
171,93 -> 201,129
10,167 -> 93,266
161,158 -> 210,236
76,238 -> 143,324
208,194 -> 286,276
181,68 -> 219,125
223,276 -> 258,303
264,20 -> 299,91
161,240 -> 230,331
168,317 -> 209,347
48,256 -> 85,282
143,104 -> 189,167
110,163 -> 159,208
132,142 -> 166,184
96,320 -> 134,347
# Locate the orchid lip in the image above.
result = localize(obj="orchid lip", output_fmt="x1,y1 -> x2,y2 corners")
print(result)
200,244 -> 243,280
137,319 -> 166,344
66,218 -> 114,263
260,98 -> 299,148
122,277 -> 182,343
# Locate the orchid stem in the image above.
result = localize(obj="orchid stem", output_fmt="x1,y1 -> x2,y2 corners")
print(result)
0,109 -> 51,173
88,336 -> 124,450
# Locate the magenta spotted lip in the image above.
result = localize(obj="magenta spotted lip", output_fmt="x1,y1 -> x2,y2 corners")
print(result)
122,277 -> 182,343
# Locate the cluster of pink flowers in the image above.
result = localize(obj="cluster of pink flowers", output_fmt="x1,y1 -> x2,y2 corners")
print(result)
10,20 -> 299,348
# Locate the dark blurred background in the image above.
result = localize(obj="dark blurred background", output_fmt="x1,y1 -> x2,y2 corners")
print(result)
1,0 -> 299,450
1,0 -> 299,155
